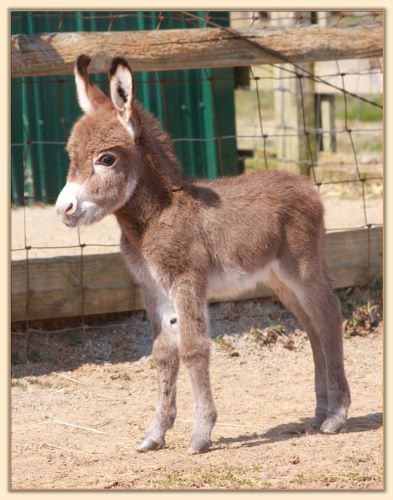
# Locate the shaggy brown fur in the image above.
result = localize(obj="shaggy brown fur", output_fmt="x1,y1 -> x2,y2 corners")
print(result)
56,55 -> 351,454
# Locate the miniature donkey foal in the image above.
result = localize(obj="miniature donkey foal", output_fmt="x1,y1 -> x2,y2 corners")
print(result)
56,55 -> 351,454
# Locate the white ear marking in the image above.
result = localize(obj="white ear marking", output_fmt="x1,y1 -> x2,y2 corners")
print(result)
74,68 -> 92,113
74,54 -> 110,113
111,65 -> 133,111
110,58 -> 136,138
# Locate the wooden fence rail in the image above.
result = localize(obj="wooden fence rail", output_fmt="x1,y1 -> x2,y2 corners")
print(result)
11,23 -> 383,77
11,226 -> 382,322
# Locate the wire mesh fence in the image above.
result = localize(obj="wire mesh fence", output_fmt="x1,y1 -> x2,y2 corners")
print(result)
11,10 -> 383,346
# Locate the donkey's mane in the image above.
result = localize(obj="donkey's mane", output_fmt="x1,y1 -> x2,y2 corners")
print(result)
136,101 -> 182,181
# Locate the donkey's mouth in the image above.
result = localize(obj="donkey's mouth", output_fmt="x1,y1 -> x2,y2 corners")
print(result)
62,210 -> 87,228
63,218 -> 78,228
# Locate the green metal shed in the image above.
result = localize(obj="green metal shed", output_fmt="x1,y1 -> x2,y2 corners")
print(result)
11,11 -> 239,205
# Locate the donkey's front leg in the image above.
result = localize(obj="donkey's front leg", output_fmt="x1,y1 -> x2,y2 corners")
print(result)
174,281 -> 217,454
137,289 -> 180,452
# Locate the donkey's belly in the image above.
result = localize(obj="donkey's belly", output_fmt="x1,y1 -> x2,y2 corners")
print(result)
207,263 -> 275,301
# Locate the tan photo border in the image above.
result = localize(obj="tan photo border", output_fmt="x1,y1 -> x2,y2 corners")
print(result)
1,0 -> 389,497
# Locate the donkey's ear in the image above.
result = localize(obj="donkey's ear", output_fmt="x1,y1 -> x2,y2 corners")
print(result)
109,57 -> 137,137
74,54 -> 109,113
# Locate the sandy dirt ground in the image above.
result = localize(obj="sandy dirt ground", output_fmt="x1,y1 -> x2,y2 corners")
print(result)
11,288 -> 383,491
11,196 -> 383,260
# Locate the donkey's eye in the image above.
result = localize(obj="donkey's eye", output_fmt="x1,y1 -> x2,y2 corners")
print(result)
97,153 -> 116,167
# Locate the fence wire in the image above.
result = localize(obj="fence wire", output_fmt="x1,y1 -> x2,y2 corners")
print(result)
11,10 -> 383,347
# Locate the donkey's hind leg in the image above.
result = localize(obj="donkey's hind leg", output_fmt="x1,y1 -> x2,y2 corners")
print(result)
305,280 -> 351,433
267,270 -> 329,427
269,262 -> 350,433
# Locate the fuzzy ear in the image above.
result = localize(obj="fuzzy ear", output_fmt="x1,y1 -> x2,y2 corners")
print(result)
74,54 -> 109,113
109,57 -> 137,137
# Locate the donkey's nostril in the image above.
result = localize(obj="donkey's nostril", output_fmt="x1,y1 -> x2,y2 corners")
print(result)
65,202 -> 76,215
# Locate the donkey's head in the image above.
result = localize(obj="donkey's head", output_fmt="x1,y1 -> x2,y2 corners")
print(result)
56,55 -> 141,227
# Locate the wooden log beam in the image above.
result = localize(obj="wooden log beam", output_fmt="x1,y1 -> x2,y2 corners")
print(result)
11,226 -> 383,322
11,23 -> 383,77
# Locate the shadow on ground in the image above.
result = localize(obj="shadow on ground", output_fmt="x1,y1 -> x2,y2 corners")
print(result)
11,313 -> 153,379
213,412 -> 383,450
11,299 -> 293,378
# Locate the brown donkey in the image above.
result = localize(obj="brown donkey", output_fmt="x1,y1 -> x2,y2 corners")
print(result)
56,55 -> 351,454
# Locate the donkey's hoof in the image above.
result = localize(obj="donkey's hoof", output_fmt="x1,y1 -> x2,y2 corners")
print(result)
320,416 -> 347,434
187,438 -> 212,455
313,412 -> 328,429
137,437 -> 165,452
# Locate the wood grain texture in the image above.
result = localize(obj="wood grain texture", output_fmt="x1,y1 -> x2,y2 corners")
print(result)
11,24 -> 383,77
11,227 -> 382,322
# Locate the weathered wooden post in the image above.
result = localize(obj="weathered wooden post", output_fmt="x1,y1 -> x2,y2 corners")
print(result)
315,11 -> 337,154
271,12 -> 317,176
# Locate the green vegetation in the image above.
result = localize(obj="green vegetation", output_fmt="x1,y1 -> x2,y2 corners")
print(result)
250,325 -> 287,346
336,287 -> 382,339
290,473 -> 307,485
212,335 -> 239,358
146,465 -> 271,489
11,379 -> 27,390
67,334 -> 82,346
11,351 -> 22,365
370,275 -> 383,290
27,349 -> 42,363
335,95 -> 383,123
344,302 -> 380,339
321,471 -> 374,486
110,372 -> 133,382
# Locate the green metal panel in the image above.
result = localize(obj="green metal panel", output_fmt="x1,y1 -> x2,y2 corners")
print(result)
11,13 -> 25,205
11,11 -> 239,205
11,80 -> 24,204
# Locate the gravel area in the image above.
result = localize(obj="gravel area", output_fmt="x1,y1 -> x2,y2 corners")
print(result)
11,290 -> 383,490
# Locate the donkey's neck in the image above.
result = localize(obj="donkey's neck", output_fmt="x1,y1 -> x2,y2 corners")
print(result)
115,104 -> 186,241
115,138 -> 182,241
